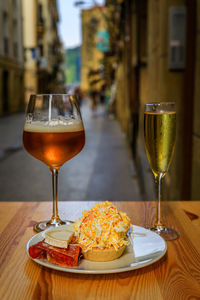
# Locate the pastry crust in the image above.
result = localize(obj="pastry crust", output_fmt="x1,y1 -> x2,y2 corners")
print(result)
82,244 -> 126,262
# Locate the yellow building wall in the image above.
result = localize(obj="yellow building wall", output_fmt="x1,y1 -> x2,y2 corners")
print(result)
81,6 -> 107,93
140,0 -> 186,200
114,0 -> 192,200
22,0 -> 38,104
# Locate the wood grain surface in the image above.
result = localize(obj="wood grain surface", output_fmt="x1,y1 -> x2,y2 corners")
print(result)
0,201 -> 200,300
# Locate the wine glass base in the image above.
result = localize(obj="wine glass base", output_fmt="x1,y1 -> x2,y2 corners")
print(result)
33,220 -> 73,233
150,226 -> 179,241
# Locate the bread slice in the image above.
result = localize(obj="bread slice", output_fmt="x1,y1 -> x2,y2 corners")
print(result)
83,244 -> 126,262
45,229 -> 74,248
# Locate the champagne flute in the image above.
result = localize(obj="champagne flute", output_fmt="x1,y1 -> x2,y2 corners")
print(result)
23,94 -> 85,232
144,102 -> 179,241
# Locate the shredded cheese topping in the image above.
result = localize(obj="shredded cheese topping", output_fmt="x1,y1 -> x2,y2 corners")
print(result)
73,201 -> 131,252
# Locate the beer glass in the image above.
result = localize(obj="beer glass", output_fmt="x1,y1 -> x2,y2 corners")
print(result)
23,94 -> 85,232
144,102 -> 179,240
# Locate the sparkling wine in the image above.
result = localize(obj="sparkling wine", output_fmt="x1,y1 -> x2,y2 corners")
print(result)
144,111 -> 176,177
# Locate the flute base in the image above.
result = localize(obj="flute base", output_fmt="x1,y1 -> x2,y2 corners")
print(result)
33,219 -> 73,233
150,225 -> 179,241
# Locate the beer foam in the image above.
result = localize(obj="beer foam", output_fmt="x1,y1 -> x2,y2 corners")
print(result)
24,119 -> 84,133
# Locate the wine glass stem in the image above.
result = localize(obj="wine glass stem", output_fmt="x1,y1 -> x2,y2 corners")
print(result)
51,168 -> 59,220
155,174 -> 163,228
47,167 -> 65,226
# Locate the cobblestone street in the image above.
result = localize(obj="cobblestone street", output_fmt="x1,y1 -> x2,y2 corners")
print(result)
0,101 -> 144,202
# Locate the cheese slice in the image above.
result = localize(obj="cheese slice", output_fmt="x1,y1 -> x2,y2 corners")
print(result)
45,229 -> 74,248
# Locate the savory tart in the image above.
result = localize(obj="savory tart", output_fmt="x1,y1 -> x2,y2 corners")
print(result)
73,201 -> 131,261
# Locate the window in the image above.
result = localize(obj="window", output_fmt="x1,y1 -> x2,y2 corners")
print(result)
13,42 -> 18,58
3,11 -> 9,55
13,19 -> 18,57
12,0 -> 17,8
39,44 -> 44,56
38,4 -> 44,25
4,37 -> 9,55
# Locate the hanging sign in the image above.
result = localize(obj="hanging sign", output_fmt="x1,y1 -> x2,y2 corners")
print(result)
96,31 -> 109,52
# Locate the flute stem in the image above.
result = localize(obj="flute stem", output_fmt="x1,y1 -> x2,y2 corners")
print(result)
154,174 -> 164,229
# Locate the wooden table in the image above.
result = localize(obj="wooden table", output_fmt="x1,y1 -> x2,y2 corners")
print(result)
0,201 -> 200,300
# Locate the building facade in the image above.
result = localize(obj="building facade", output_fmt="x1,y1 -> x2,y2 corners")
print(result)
81,6 -> 107,94
22,0 -> 37,103
22,0 -> 64,103
0,0 -> 24,116
106,0 -> 200,200
37,0 -> 64,94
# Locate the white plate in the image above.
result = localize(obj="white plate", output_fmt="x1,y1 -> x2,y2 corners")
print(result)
26,225 -> 167,274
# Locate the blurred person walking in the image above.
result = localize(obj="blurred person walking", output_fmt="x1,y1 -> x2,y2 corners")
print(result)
90,90 -> 99,116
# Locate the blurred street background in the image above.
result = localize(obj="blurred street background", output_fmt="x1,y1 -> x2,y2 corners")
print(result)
0,101 -> 150,201
0,0 -> 199,201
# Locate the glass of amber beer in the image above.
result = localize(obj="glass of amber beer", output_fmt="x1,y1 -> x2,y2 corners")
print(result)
23,94 -> 85,232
